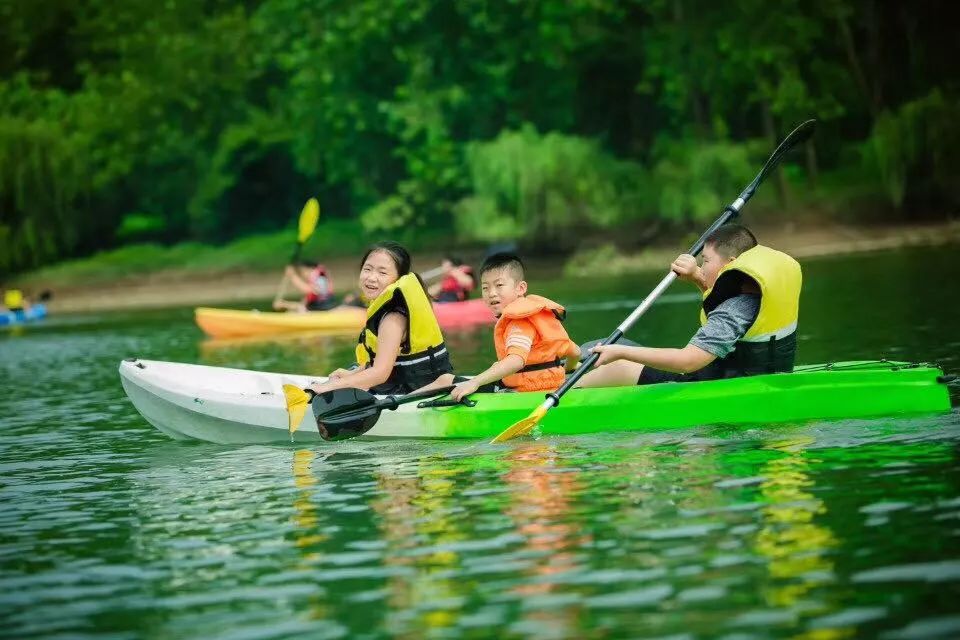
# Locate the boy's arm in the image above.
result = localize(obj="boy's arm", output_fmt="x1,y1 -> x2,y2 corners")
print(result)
468,355 -> 526,389
450,355 -> 524,401
592,343 -> 715,374
451,319 -> 534,400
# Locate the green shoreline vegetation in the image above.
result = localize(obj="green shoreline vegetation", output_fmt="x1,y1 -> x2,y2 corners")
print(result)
3,1 -> 958,286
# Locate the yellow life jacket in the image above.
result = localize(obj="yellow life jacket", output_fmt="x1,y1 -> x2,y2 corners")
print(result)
355,273 -> 452,393
699,245 -> 802,374
4,289 -> 24,310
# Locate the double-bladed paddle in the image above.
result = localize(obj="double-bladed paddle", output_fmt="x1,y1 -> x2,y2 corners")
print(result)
274,198 -> 322,305
283,384 -> 459,440
490,119 -> 818,443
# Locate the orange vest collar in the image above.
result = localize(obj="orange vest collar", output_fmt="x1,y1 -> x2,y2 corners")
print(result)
500,295 -> 566,320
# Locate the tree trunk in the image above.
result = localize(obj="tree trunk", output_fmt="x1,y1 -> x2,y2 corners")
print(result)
805,139 -> 819,191
835,7 -> 879,120
762,101 -> 789,207
864,0 -> 884,110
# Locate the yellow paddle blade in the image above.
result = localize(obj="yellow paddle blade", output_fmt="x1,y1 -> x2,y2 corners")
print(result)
283,384 -> 311,434
297,198 -> 321,243
490,405 -> 549,443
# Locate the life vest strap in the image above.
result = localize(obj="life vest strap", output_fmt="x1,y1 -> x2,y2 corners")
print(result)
394,344 -> 448,367
517,358 -> 564,374
738,321 -> 797,343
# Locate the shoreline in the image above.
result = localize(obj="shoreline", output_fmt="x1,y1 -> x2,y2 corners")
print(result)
38,220 -> 960,314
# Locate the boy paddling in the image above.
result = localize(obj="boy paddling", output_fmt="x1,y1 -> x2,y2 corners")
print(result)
429,253 -> 581,401
578,224 -> 801,387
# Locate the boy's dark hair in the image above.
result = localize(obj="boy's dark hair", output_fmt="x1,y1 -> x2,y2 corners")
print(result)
480,252 -> 524,280
705,224 -> 757,259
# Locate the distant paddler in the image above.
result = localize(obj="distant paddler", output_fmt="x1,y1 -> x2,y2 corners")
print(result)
422,255 -> 476,303
272,261 -> 338,312
3,288 -> 28,313
272,198 -> 325,313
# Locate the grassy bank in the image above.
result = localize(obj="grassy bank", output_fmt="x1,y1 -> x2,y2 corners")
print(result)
9,162 -> 957,298
12,219 -> 450,290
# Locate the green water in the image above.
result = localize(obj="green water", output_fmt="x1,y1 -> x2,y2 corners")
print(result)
2,246 -> 959,639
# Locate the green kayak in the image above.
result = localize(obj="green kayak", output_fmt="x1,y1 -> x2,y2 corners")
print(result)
119,358 -> 953,444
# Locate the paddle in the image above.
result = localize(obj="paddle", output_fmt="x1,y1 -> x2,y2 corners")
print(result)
274,198 -> 321,305
490,118 -> 818,443
283,384 -> 457,440
420,265 -> 445,280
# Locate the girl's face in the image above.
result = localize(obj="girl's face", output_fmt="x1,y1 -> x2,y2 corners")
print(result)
359,250 -> 400,301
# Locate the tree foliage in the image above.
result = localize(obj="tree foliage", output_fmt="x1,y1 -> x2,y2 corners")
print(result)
1,0 -> 957,274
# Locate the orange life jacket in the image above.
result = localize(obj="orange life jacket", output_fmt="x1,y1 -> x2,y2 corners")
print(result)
494,295 -> 577,392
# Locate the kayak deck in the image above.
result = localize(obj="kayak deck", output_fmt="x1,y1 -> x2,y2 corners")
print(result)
119,358 -> 952,444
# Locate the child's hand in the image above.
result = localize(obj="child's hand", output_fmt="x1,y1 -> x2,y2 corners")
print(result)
590,344 -> 623,367
327,367 -> 353,380
451,379 -> 480,402
671,254 -> 701,282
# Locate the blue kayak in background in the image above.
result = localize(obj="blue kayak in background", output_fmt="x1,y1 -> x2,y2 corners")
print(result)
0,303 -> 47,327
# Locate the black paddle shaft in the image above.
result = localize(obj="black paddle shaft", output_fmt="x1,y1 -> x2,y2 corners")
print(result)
546,119 -> 817,407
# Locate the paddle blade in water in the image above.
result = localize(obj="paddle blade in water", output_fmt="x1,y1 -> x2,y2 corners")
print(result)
283,384 -> 311,434
491,405 -> 549,443
297,198 -> 320,244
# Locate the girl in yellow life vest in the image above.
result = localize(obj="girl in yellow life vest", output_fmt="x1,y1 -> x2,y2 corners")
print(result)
308,242 -> 453,396
447,253 -> 581,401
577,224 -> 801,388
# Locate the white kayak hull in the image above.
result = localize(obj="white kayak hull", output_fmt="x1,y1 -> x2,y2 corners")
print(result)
119,358 -> 448,443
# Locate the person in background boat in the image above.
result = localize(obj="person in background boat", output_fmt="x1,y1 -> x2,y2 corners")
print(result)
427,256 -> 475,303
577,224 -> 802,388
3,288 -> 28,313
273,261 -> 337,312
428,253 -> 580,401
307,241 -> 453,396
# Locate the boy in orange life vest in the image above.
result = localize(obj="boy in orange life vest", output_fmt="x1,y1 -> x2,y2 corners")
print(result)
448,253 -> 581,401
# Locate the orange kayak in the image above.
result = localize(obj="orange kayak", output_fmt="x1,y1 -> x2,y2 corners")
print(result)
195,299 -> 495,339
194,307 -> 366,338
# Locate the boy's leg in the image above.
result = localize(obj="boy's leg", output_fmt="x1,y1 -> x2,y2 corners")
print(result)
575,360 -> 644,388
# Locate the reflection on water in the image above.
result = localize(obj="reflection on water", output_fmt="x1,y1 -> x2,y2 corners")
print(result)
754,438 -> 838,630
1,247 -> 960,638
